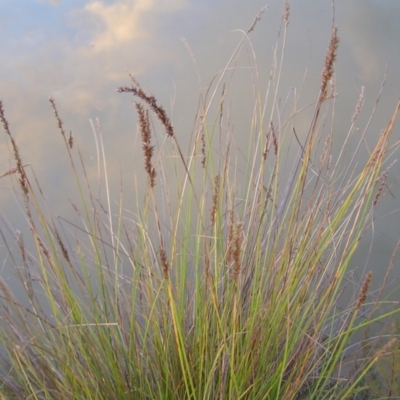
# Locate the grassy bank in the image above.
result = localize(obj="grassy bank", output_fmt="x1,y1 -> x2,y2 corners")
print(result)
0,4 -> 400,399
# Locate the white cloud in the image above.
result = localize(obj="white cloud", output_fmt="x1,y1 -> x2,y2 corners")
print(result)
83,0 -> 187,52
37,0 -> 187,114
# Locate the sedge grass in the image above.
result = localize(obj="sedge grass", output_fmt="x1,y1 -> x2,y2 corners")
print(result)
0,4 -> 400,399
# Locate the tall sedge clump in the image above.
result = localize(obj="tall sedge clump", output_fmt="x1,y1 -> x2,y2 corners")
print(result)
0,3 -> 400,399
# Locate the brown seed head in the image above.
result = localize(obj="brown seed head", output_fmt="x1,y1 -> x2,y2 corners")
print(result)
232,222 -> 243,282
321,27 -> 339,99
210,174 -> 220,227
356,271 -> 372,310
136,103 -> 156,188
159,245 -> 170,279
117,85 -> 174,138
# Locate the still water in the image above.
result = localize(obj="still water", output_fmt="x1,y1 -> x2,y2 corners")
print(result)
1,0 -> 400,301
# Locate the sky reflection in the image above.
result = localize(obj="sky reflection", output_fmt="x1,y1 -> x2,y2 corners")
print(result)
1,0 -> 400,293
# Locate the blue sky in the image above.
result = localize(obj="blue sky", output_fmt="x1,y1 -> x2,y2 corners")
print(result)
2,1 -> 399,101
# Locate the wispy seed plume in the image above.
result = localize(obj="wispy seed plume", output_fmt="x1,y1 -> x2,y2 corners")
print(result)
247,6 -> 268,34
351,86 -> 364,124
284,1 -> 290,26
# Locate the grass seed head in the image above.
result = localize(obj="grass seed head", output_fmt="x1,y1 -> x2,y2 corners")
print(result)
356,271 -> 372,310
159,245 -> 170,279
210,174 -> 220,227
117,83 -> 174,138
321,26 -> 339,99
136,102 -> 156,188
